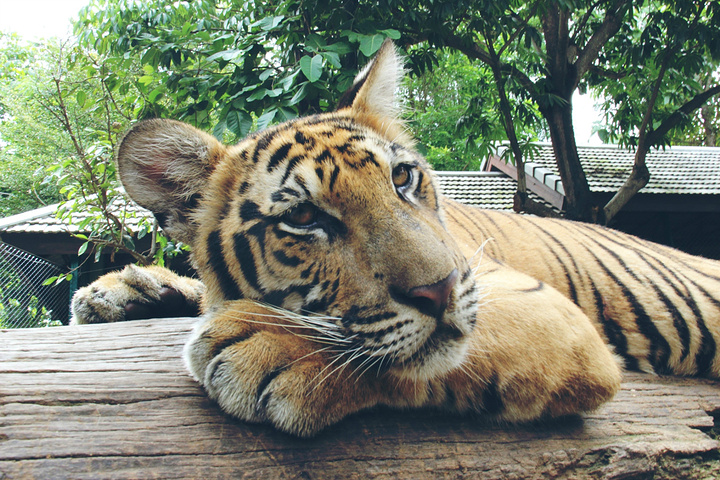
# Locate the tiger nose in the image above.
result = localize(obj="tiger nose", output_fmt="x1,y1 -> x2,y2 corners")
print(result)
400,269 -> 458,319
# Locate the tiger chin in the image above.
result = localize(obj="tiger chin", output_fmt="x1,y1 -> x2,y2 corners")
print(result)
71,40 -> 720,437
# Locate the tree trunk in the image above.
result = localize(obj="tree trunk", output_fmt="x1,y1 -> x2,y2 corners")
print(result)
601,157 -> 650,225
543,102 -> 594,221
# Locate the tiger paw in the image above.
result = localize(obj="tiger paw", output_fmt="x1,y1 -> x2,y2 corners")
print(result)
184,302 -> 382,437
70,264 -> 205,324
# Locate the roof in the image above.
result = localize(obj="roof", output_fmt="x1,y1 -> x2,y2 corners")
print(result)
511,143 -> 720,195
0,196 -> 152,235
435,171 -> 515,210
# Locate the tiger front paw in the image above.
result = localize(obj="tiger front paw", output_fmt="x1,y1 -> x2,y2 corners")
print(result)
184,302 -> 382,437
70,265 -> 205,324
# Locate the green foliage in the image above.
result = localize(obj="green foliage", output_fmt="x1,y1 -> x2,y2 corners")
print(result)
0,34 -> 64,216
406,50 -> 544,170
590,2 -> 720,148
73,0 -> 404,141
4,0 -> 720,251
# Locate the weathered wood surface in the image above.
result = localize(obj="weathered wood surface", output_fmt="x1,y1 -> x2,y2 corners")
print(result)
2,318 -> 719,480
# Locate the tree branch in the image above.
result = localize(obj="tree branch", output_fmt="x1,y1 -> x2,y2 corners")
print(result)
646,84 -> 720,147
497,3 -> 541,58
571,0 -> 604,44
573,0 -> 631,89
441,33 -> 538,103
588,64 -> 627,81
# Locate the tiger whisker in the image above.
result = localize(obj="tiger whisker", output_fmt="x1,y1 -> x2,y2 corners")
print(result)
288,344 -> 337,366
309,346 -> 366,393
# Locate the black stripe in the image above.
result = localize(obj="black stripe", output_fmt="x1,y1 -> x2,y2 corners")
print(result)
328,165 -> 340,192
473,209 -> 514,244
587,274 -> 639,370
206,332 -> 253,360
621,229 -> 720,282
414,170 -> 425,197
501,214 -> 564,291
239,200 -> 262,222
522,218 -> 584,305
233,232 -> 263,293
480,373 -> 504,415
280,155 -> 305,185
294,130 -> 314,148
266,142 -> 293,172
684,279 -> 718,375
519,281 -> 544,293
343,311 -> 398,326
443,205 -> 489,250
257,366 -> 288,412
586,247 -> 672,373
271,187 -> 301,202
262,283 -> 314,307
252,131 -> 274,163
206,230 -> 243,300
573,224 -> 693,364
314,150 -> 333,165
295,175 -> 311,198
273,250 -> 302,267
632,250 -> 697,361
315,167 -> 325,183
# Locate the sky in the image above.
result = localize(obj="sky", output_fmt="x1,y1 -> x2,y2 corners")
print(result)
0,0 -> 90,41
0,0 -> 602,145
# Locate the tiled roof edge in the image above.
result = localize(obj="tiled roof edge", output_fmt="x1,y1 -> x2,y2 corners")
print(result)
0,203 -> 60,230
434,171 -> 507,177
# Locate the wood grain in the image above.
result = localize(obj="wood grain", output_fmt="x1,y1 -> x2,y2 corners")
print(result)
2,318 -> 719,479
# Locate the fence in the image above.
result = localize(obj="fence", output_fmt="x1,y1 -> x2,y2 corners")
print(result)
0,242 -> 70,328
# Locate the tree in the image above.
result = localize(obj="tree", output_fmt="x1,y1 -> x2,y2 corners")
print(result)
0,33 -> 63,216
589,1 -> 720,222
0,30 -> 183,269
392,0 -> 720,222
74,0 -> 720,225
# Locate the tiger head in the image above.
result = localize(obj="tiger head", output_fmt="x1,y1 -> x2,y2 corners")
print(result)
116,41 -> 478,381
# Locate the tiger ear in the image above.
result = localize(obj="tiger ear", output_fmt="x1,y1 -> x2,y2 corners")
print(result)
116,118 -> 226,242
336,39 -> 409,141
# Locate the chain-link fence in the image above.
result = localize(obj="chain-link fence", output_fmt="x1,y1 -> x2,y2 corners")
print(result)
0,243 -> 70,328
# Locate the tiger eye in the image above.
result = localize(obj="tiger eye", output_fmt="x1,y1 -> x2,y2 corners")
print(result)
286,203 -> 318,227
392,165 -> 412,188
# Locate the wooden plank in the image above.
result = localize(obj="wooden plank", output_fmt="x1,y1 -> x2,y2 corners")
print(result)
2,319 -> 719,479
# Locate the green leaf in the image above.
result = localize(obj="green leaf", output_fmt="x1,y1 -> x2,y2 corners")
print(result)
300,55 -> 323,83
225,110 -> 253,138
247,88 -> 268,101
78,241 -> 89,256
76,90 -> 87,108
148,87 -> 164,103
380,29 -> 401,40
359,34 -> 385,57
255,15 -> 284,31
256,109 -> 277,131
288,83 -> 308,106
276,107 -> 297,122
321,51 -> 341,68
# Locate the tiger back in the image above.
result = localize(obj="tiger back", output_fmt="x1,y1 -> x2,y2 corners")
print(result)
444,201 -> 720,377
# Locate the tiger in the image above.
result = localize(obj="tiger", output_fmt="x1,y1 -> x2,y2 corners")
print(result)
70,40 -> 720,437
